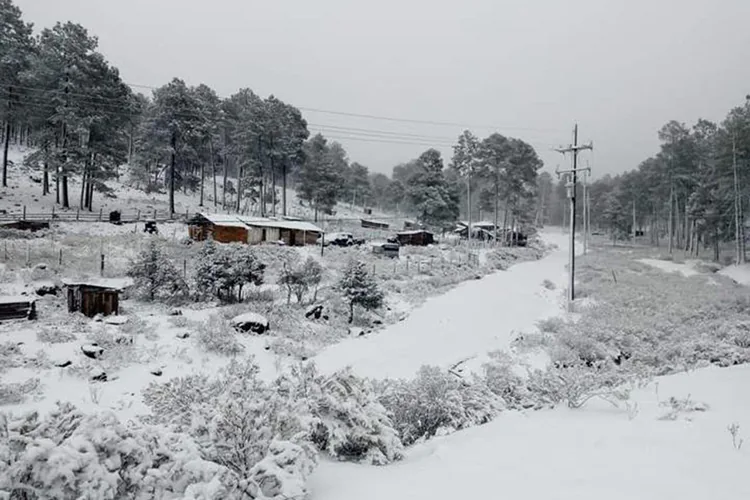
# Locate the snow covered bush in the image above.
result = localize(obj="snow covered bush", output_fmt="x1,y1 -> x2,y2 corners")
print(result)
194,240 -> 266,303
0,377 -> 41,405
279,363 -> 403,465
338,259 -> 384,323
127,239 -> 189,302
195,316 -> 244,356
0,402 -> 258,500
377,365 -> 503,446
482,351 -> 534,409
36,325 -> 77,344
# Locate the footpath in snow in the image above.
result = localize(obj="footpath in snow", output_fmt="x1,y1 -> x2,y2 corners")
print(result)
314,230 -> 572,379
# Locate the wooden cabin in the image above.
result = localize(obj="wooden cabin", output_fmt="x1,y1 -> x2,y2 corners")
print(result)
395,230 -> 435,246
64,279 -> 130,318
239,217 -> 323,246
361,219 -> 389,230
187,213 -> 249,243
0,296 -> 37,321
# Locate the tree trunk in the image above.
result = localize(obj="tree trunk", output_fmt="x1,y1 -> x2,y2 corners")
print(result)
493,171 -> 499,244
87,181 -> 94,211
271,158 -> 277,217
2,88 -> 12,188
210,141 -> 217,208
282,160 -> 288,216
43,161 -> 49,196
257,136 -> 264,217
502,199 -> 509,246
80,166 -> 88,209
199,151 -> 205,207
62,175 -> 69,208
714,225 -> 720,262
348,301 -> 354,324
236,160 -> 243,213
222,156 -> 228,210
668,182 -> 674,254
55,166 -> 60,204
169,132 -> 176,217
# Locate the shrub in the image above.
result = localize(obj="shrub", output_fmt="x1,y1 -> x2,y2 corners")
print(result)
0,402 -> 260,499
126,239 -> 189,302
195,316 -> 244,356
339,260 -> 384,323
0,377 -> 41,405
279,257 -> 324,305
481,351 -> 533,409
194,240 -> 266,303
36,326 -> 77,344
377,365 -> 503,446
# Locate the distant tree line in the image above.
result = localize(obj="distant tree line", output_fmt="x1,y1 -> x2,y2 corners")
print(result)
0,0 -> 544,232
542,97 -> 750,263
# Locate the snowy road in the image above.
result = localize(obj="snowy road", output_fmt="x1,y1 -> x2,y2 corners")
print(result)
314,230 -> 573,379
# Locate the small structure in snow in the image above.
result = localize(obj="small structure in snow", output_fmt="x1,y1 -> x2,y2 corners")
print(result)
361,219 -> 389,230
230,312 -> 270,334
0,296 -> 37,321
395,229 -> 435,246
372,242 -> 400,258
188,213 -> 250,243
104,315 -> 129,326
64,278 -> 131,318
188,213 -> 324,246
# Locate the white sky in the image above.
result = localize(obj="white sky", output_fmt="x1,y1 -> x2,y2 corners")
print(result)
15,0 -> 750,178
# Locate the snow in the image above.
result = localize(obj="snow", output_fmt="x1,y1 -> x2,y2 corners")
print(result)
0,295 -> 35,304
198,212 -> 249,228
239,217 -> 324,233
718,264 -> 750,286
638,258 -> 699,277
61,277 -> 134,290
313,230 -> 573,380
309,364 -> 750,500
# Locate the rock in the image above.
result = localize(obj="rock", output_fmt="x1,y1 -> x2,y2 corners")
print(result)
105,316 -> 128,326
372,319 -> 383,325
305,304 -> 325,320
168,308 -> 183,316
150,368 -> 163,377
348,327 -> 365,337
55,360 -> 72,368
176,331 -> 190,339
33,263 -> 48,271
81,343 -> 104,359
35,282 -> 60,297
230,312 -> 270,334
322,315 -> 330,320
90,368 -> 107,382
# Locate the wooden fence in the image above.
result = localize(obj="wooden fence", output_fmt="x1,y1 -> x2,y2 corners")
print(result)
0,207 -> 192,224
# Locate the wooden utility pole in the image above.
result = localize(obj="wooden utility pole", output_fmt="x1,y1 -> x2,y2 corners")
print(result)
555,124 -> 593,311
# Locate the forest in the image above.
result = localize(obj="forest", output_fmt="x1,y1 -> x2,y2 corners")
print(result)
0,0 -> 543,231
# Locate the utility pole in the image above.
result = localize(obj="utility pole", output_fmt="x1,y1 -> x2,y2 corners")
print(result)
554,124 -> 593,312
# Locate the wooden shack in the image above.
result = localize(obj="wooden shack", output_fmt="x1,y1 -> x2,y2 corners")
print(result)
239,217 -> 323,246
361,219 -> 389,230
372,242 -> 400,258
187,213 -> 249,243
63,279 -> 130,318
395,230 -> 435,246
0,296 -> 37,321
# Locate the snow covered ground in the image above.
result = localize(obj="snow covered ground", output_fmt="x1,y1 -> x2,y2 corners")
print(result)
315,230 -> 572,379
637,258 -> 700,277
719,264 -> 750,286
310,364 -> 750,500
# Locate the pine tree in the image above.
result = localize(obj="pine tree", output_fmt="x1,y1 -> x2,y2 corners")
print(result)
126,240 -> 188,301
406,149 -> 460,230
339,260 -> 384,323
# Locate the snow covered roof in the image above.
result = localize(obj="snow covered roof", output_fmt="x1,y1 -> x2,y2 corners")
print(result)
62,277 -> 134,290
397,230 -> 433,235
197,213 -> 248,228
238,217 -> 323,233
0,295 -> 36,304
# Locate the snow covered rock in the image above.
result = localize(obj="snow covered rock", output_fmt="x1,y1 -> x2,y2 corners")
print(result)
305,304 -> 326,320
34,281 -> 60,296
33,262 -> 48,271
105,315 -> 128,325
55,360 -> 72,368
169,308 -> 183,316
90,368 -> 107,382
230,312 -> 270,334
81,343 -> 104,359
176,331 -> 190,339
150,368 -> 163,377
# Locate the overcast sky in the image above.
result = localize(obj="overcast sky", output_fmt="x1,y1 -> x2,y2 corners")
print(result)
15,0 -> 750,178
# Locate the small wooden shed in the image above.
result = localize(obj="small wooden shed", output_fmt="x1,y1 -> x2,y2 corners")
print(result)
361,219 -> 389,230
63,279 -> 131,318
188,213 -> 249,243
0,296 -> 37,321
395,230 -> 435,246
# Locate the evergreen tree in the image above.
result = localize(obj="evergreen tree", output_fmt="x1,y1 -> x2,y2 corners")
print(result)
406,149 -> 460,230
126,240 -> 188,301
339,260 -> 384,323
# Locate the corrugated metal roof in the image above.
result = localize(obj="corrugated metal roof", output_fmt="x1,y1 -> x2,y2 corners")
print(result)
238,217 -> 323,233
198,213 -> 248,228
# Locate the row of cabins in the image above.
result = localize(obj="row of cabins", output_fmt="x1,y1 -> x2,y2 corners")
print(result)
188,213 -> 324,246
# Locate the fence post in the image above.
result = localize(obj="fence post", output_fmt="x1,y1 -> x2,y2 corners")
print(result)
26,243 -> 30,267
4,241 -> 7,262
76,208 -> 80,221
153,209 -> 157,221
406,257 -> 409,273
100,253 -> 104,277
372,263 -> 376,276
185,208 -> 189,221
51,206 -> 55,220
22,206 -> 26,220
98,208 -> 103,222
183,259 -> 187,279
58,248 -> 63,266
136,209 -> 141,221
417,261 -> 421,273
